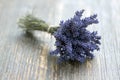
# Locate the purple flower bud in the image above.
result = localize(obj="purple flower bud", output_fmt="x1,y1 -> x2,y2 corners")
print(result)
50,10 -> 101,63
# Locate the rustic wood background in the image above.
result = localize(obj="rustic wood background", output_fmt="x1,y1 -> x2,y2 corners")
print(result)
0,0 -> 120,80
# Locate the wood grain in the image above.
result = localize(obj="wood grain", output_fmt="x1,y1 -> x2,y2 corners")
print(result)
0,0 -> 120,80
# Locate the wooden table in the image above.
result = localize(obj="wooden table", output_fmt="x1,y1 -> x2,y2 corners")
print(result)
0,0 -> 120,80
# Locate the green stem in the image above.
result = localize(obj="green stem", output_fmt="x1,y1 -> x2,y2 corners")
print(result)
18,14 -> 59,34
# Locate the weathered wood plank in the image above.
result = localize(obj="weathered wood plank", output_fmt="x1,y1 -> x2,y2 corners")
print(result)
0,0 -> 120,80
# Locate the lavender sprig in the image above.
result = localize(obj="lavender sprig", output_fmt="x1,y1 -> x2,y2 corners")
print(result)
50,10 -> 101,63
18,10 -> 101,63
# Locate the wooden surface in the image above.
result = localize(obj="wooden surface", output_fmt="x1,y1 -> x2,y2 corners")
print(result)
0,0 -> 120,80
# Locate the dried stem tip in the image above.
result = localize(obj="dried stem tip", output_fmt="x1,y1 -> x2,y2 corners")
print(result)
18,14 -> 59,34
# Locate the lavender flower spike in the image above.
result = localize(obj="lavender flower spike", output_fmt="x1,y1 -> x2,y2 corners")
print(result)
50,10 -> 101,63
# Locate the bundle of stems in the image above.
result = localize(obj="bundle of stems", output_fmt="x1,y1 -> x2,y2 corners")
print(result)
18,14 -> 59,34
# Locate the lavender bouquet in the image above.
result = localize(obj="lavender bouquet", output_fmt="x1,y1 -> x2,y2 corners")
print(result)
18,10 -> 101,63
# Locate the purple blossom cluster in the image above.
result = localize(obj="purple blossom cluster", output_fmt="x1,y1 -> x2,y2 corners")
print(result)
50,10 -> 101,63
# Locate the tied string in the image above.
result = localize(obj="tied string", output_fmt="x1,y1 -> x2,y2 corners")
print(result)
47,26 -> 51,33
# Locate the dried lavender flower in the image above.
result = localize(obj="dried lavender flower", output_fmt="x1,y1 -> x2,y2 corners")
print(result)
50,10 -> 101,63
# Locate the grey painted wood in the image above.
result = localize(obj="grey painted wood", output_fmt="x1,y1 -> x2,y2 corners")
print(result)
0,0 -> 120,80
